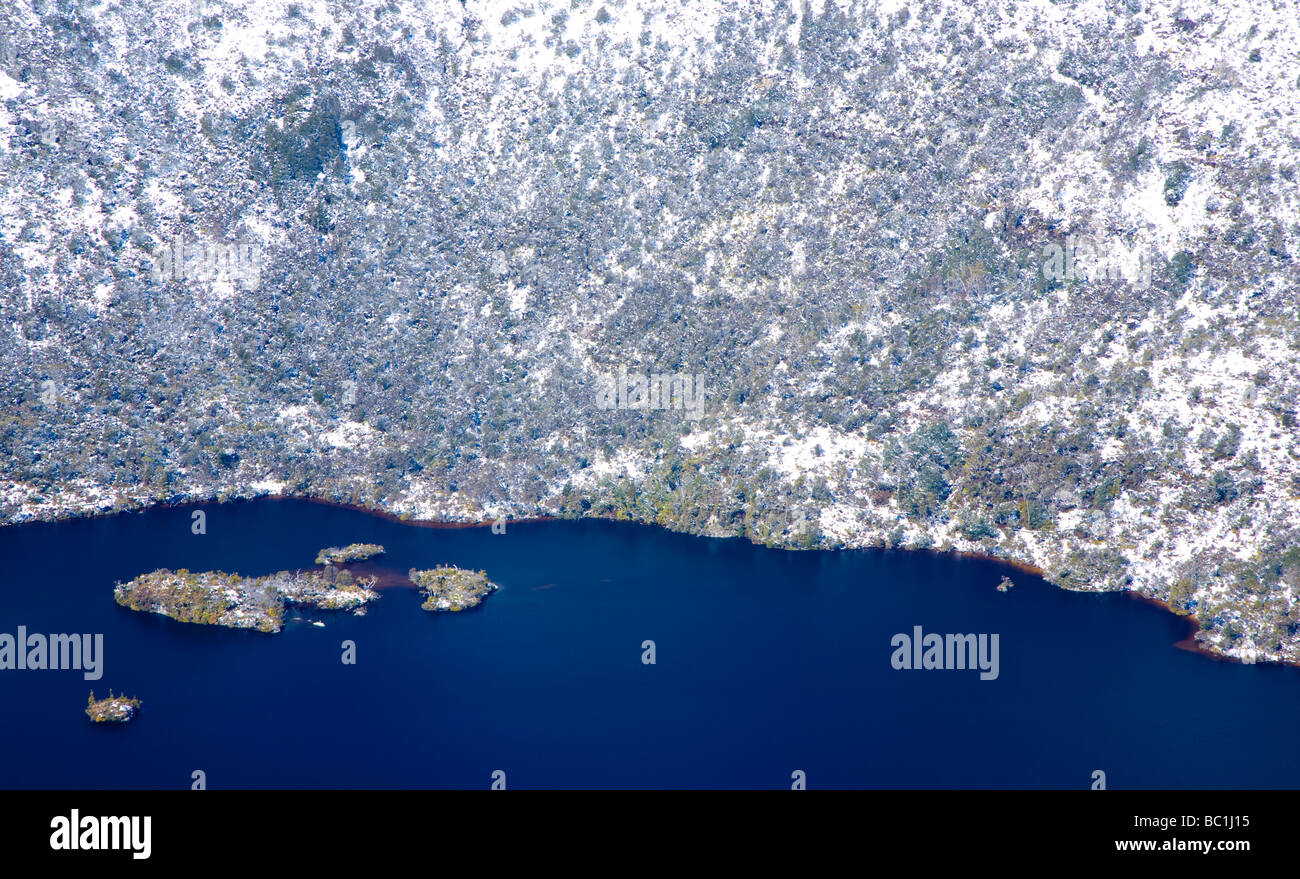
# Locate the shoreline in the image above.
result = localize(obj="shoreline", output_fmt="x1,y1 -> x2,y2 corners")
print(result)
1122,590 -> 1225,664
938,547 -> 1047,577
0,489 -> 1274,669
264,494 -> 563,531
6,491 -> 1056,572
250,496 -> 1300,672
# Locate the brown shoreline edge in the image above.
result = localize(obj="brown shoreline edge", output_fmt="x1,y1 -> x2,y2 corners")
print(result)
1125,591 -> 1217,662
1,489 -> 1261,668
938,547 -> 1220,664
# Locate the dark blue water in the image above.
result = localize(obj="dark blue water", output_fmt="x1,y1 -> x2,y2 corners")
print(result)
0,498 -> 1293,789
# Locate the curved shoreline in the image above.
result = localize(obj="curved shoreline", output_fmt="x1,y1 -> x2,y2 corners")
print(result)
260,494 -> 563,530
1122,591 -> 1221,663
0,488 -> 1270,669
937,547 -> 1047,577
247,497 -> 1300,671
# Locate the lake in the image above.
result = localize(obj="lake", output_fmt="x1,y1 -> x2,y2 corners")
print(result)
0,497 -> 1294,789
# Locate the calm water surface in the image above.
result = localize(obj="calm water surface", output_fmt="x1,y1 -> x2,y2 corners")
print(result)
0,498 -> 1292,789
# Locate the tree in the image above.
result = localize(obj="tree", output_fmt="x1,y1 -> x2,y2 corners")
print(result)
1168,578 -> 1195,614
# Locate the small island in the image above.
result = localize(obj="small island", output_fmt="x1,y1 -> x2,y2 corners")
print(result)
115,566 -> 380,633
86,690 -> 141,723
315,543 -> 386,565
997,576 -> 1014,592
409,566 -> 498,612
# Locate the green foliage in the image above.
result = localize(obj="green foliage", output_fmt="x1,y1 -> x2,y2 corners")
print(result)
1163,160 -> 1193,205
1212,424 -> 1242,461
1169,250 -> 1195,288
259,90 -> 345,185
410,566 -> 496,612
1125,136 -> 1153,173
1208,469 -> 1239,505
1056,547 -> 1132,590
886,422 -> 960,519
1168,577 -> 1196,613
114,569 -> 235,624
85,690 -> 142,723
1090,477 -> 1120,509
115,565 -> 376,630
315,543 -> 386,565
958,516 -> 999,541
